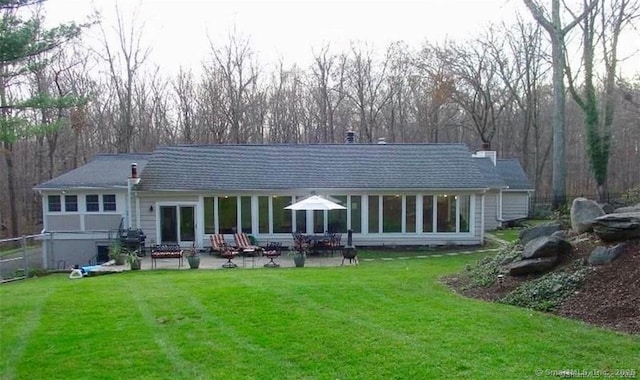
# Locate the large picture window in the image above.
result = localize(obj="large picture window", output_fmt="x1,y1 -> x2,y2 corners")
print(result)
258,196 -> 269,234
382,195 -> 401,233
436,195 -> 456,232
204,197 -> 215,234
328,195 -> 347,233
423,195 -> 433,233
272,196 -> 292,233
459,195 -> 471,233
350,196 -> 361,233
406,196 -> 416,233
219,196 -> 237,234
294,195 -> 307,233
368,195 -> 379,233
240,196 -> 251,233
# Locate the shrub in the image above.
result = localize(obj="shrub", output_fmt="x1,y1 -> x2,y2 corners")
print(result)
499,261 -> 590,312
621,185 -> 640,205
464,243 -> 522,288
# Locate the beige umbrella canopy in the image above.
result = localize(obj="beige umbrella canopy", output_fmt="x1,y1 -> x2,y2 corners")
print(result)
284,195 -> 346,211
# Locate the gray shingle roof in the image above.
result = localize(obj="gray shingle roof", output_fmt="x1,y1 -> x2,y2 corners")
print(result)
496,159 -> 533,190
33,153 -> 151,190
136,144 -> 490,191
473,157 -> 507,188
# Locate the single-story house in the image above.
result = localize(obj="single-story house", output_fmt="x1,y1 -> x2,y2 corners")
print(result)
33,142 -> 532,268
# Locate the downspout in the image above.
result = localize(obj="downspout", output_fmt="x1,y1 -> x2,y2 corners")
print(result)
480,192 -> 485,245
127,163 -> 141,229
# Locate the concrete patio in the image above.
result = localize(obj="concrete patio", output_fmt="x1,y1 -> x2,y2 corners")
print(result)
114,251 -> 353,271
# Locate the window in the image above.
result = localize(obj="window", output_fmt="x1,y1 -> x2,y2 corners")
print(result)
240,196 -> 252,233
436,195 -> 456,232
350,196 -> 361,233
423,195 -> 433,233
48,195 -> 61,212
86,195 -> 99,212
406,196 -> 416,233
328,195 -> 347,233
382,195 -> 401,233
459,195 -> 471,233
295,210 -> 306,233
204,197 -> 215,234
64,195 -> 78,212
272,196 -> 292,233
313,210 -> 324,233
368,195 -> 379,233
103,194 -> 116,211
258,196 -> 269,234
219,196 -> 237,234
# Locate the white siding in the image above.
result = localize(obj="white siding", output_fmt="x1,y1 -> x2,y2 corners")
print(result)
502,191 -> 529,221
483,191 -> 501,230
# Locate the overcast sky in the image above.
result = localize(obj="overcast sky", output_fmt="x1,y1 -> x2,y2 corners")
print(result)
44,0 -> 638,75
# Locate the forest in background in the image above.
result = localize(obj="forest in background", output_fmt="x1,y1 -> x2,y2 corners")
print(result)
1,0 -> 639,237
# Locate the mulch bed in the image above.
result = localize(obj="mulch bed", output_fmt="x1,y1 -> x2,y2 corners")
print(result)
445,237 -> 640,335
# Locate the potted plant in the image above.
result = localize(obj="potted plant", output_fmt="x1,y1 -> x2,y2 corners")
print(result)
108,242 -> 126,265
293,251 -> 305,267
186,245 -> 200,269
292,237 -> 307,268
125,249 -> 142,270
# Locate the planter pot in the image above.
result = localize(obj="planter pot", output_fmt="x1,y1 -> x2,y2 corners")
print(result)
187,256 -> 201,269
130,258 -> 141,270
114,256 -> 125,266
293,254 -> 305,267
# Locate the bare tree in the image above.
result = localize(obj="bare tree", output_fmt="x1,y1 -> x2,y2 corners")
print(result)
443,36 -> 515,149
309,44 -> 347,142
96,3 -> 151,153
209,30 -> 259,143
565,0 -> 640,201
523,0 -> 598,208
345,44 -> 391,143
489,19 -> 552,194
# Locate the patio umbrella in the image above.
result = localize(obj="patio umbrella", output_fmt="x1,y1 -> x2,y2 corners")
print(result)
284,195 -> 346,210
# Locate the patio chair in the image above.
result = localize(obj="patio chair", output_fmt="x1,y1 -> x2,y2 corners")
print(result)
234,232 -> 263,256
209,234 -> 229,256
263,242 -> 282,268
329,233 -> 343,256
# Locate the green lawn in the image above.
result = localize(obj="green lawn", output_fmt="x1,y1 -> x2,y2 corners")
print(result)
1,255 -> 638,379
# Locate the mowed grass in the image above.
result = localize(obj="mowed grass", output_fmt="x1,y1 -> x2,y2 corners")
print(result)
1,255 -> 638,379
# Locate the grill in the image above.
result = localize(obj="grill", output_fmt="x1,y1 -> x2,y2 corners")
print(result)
119,228 -> 147,254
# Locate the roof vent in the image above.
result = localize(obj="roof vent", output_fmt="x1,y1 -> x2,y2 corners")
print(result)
131,163 -> 138,178
377,137 -> 386,145
345,131 -> 355,144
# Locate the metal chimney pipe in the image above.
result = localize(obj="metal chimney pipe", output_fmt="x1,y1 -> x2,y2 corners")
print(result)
131,163 -> 138,178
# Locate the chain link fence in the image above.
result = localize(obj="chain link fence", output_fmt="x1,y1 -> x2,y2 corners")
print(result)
0,234 -> 50,283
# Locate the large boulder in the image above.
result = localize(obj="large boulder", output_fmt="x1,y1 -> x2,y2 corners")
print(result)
570,197 -> 605,234
592,212 -> 640,242
522,235 -> 573,260
613,203 -> 640,214
588,244 -> 627,265
519,223 -> 562,244
507,257 -> 558,276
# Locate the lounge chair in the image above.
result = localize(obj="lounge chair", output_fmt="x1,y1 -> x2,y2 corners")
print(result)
210,234 -> 238,268
233,232 -> 263,256
210,234 -> 228,256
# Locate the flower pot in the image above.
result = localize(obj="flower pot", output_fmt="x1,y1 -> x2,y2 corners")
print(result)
114,256 -> 125,266
293,254 -> 305,267
187,256 -> 200,269
130,258 -> 141,270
